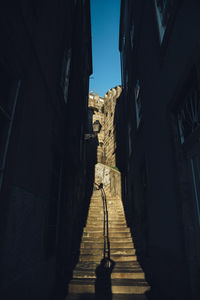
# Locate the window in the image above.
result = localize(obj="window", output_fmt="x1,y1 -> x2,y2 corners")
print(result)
61,48 -> 72,104
0,64 -> 21,190
170,68 -> 200,261
125,72 -> 129,91
135,80 -> 142,128
177,70 -> 200,144
93,120 -> 101,133
130,23 -> 134,49
128,124 -> 132,157
190,155 -> 200,226
87,108 -> 94,133
46,151 -> 62,258
30,0 -> 43,20
122,35 -> 126,51
154,0 -> 175,43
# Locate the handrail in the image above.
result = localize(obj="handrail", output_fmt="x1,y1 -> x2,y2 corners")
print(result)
94,183 -> 110,260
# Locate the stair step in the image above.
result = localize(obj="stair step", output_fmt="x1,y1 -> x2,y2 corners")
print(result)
89,205 -> 123,209
87,218 -> 126,222
86,221 -> 126,225
73,269 -> 145,280
89,203 -> 123,206
79,254 -> 137,262
89,207 -> 123,209
89,206 -> 124,210
87,215 -> 125,218
81,241 -> 134,248
88,212 -> 125,217
80,248 -> 136,255
67,191 -> 150,297
86,223 -> 127,227
81,237 -> 133,243
89,204 -> 124,207
83,232 -> 131,238
75,261 -> 142,269
87,216 -> 125,220
87,216 -> 125,219
84,227 -> 130,232
84,224 -> 130,232
68,278 -> 150,294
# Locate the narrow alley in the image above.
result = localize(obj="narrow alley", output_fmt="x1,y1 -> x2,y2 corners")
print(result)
1,1 -> 200,300
65,88 -> 150,299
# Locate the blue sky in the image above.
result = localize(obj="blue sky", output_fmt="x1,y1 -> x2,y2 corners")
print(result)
89,0 -> 121,97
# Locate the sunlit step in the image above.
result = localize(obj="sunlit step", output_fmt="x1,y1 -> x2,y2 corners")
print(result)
79,254 -> 137,262
73,269 -> 145,280
83,227 -> 130,232
80,248 -> 136,255
81,241 -> 134,249
81,237 -> 133,243
83,232 -> 131,238
68,278 -> 150,295
75,261 -> 142,269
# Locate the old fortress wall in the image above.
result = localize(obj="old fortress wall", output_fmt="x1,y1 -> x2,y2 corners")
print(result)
104,86 -> 122,167
88,86 -> 122,197
88,86 -> 122,166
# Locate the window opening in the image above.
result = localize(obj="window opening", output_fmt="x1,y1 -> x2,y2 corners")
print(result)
177,71 -> 200,144
61,48 -> 72,104
0,65 -> 21,190
154,0 -> 175,43
135,80 -> 142,128
190,156 -> 200,226
130,23 -> 134,49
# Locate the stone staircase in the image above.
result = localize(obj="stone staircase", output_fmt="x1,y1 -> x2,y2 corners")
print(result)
66,190 -> 150,299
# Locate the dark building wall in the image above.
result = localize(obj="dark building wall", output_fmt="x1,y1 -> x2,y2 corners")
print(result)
0,1 -> 92,299
118,0 -> 200,298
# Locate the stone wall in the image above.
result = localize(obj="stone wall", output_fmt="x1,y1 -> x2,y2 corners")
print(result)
94,163 -> 121,198
88,93 -> 105,163
88,87 -> 122,199
104,86 -> 122,167
88,86 -> 122,167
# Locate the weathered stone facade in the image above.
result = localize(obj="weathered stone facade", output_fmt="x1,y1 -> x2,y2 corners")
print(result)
88,92 -> 105,163
94,163 -> 121,198
88,86 -> 122,198
88,86 -> 122,167
104,86 -> 122,167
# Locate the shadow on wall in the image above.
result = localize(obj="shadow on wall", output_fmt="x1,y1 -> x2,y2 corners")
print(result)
55,135 -> 99,300
83,135 -> 98,226
75,133 -> 99,258
113,91 -> 190,300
